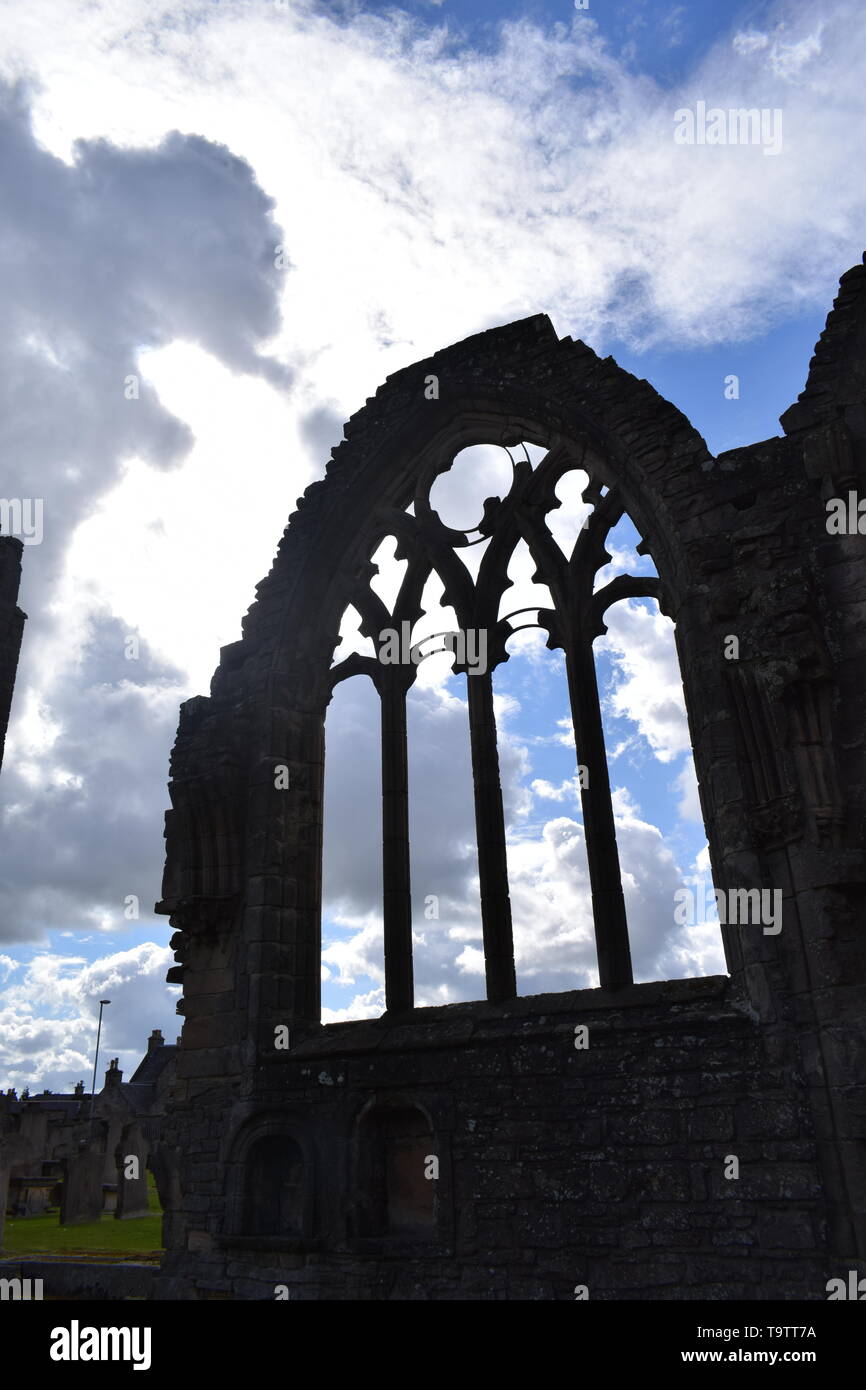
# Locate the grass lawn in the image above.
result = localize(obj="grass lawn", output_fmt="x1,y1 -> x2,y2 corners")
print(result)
1,1175 -> 164,1260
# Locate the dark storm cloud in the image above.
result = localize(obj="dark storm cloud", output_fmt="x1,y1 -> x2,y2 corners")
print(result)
299,403 -> 346,464
0,77 -> 290,636
0,79 -> 290,943
0,615 -> 186,942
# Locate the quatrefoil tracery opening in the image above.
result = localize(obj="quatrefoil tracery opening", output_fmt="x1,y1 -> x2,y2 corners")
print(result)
329,439 -> 663,690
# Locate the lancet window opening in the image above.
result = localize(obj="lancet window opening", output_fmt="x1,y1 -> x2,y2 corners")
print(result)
327,438 -> 666,1012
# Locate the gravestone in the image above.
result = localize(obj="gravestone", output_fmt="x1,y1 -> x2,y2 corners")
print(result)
60,1142 -> 104,1227
115,1123 -> 150,1220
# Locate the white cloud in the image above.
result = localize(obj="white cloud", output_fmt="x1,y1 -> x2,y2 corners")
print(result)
321,986 -> 386,1025
0,0 -> 854,1031
0,954 -> 20,982
455,945 -> 486,976
733,20 -> 825,80
318,652 -> 723,1012
770,29 -> 824,78
0,942 -> 176,1091
0,77 -> 292,943
733,30 -> 771,56
599,599 -> 691,763
531,775 -> 582,804
675,752 -> 703,822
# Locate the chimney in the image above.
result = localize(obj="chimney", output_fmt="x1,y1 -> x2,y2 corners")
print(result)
74,1081 -> 85,1096
147,1028 -> 164,1053
105,1058 -> 122,1088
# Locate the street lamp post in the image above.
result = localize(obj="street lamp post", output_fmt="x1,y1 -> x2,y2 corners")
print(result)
89,999 -> 111,1135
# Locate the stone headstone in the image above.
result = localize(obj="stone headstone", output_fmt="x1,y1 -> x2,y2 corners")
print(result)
60,1144 -> 104,1226
115,1124 -> 150,1220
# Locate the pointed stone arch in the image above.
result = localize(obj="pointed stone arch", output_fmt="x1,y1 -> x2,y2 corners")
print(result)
157,261 -> 866,1292
159,320 -> 730,1030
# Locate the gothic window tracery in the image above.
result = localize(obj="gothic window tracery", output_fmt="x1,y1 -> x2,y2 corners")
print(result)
326,438 -> 669,1011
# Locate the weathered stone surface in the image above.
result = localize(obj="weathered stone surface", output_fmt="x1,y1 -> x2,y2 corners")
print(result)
152,258 -> 866,1300
59,1144 -> 104,1226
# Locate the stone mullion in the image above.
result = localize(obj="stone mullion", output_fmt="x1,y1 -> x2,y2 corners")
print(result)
293,715 -> 325,1025
466,669 -> 517,1003
565,630 -> 633,989
380,671 -> 414,1013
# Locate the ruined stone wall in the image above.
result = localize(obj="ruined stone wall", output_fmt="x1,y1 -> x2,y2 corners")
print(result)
156,978 -> 834,1301
154,257 -> 866,1300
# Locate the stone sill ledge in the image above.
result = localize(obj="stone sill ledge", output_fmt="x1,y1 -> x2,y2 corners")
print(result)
216,1236 -> 454,1260
260,975 -> 735,1065
218,1236 -> 322,1254
344,1238 -> 454,1259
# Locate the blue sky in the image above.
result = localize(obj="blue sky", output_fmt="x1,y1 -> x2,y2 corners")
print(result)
0,0 -> 863,1085
362,0 -> 736,77
612,306 -> 832,456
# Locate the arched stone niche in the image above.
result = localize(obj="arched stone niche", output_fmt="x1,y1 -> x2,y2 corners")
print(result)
351,1098 -> 440,1241
224,1117 -> 316,1244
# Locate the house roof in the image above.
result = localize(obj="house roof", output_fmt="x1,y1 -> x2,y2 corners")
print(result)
129,1044 -> 178,1088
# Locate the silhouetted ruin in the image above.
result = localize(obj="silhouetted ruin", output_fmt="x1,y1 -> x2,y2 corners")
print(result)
154,256 -> 866,1300
6,262 -> 865,1301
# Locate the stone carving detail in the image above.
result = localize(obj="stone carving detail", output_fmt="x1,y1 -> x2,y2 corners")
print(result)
784,679 -> 845,846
